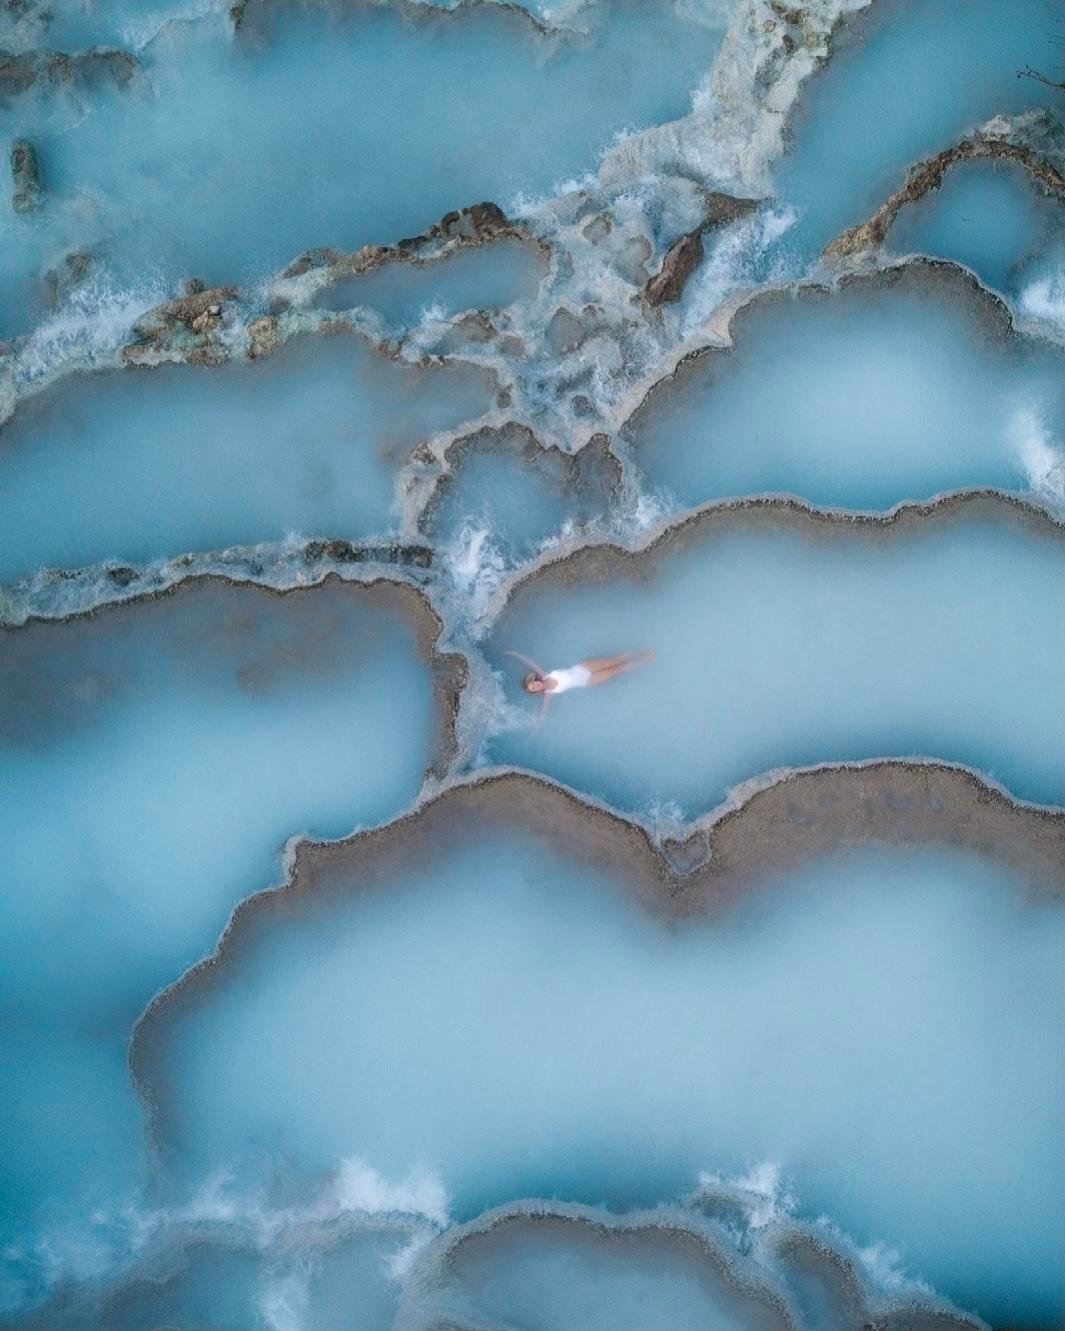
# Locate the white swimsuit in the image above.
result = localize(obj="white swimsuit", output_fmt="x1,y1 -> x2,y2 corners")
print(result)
547,664 -> 592,694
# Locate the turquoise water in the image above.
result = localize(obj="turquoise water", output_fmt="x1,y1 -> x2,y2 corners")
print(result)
316,240 -> 547,331
423,430 -> 615,595
623,274 -> 1065,512
0,0 -> 727,339
487,511 -> 1065,815
150,831 -> 1064,1327
0,334 -> 492,581
0,578 -> 439,1303
887,158 -> 1065,305
4,1 -> 1065,1326
774,0 -> 1063,259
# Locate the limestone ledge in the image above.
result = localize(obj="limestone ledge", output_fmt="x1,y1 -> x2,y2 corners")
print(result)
116,200 -> 544,369
19,1211 -> 429,1331
13,1176 -> 987,1330
1,570 -> 465,786
0,0 -> 884,444
612,254 -> 1063,449
822,109 -> 1065,262
398,1196 -> 986,1331
479,485 -> 1064,632
128,756 -> 1065,1166
0,536 -> 435,626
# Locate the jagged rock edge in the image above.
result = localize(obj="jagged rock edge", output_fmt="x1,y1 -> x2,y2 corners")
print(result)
127,754 -> 1065,1162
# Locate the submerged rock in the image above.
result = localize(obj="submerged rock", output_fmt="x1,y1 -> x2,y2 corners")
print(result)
282,245 -> 343,280
0,47 -> 35,97
42,249 -> 93,308
9,137 -> 41,213
0,44 -> 136,100
545,306 -> 588,356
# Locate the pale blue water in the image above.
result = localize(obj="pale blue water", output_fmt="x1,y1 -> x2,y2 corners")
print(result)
623,275 -> 1065,512
4,1 -> 1065,1326
774,0 -> 1063,260
424,430 -> 613,577
316,240 -> 547,331
0,578 -> 438,1298
91,1247 -> 264,1331
0,0 -> 727,339
151,833 -> 1064,1328
488,513 -> 1065,815
0,335 -> 492,581
887,158 -> 1065,304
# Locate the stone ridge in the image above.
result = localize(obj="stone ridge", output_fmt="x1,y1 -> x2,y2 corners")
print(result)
823,127 -> 1065,261
621,256 -> 1032,443
128,759 -> 1065,1153
398,1197 -> 986,1331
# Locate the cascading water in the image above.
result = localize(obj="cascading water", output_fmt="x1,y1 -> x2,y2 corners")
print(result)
2,1 -> 1063,1328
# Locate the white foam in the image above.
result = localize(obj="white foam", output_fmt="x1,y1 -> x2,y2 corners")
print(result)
15,271 -> 169,389
642,798 -> 689,839
258,1269 -> 310,1331
386,1227 -> 435,1283
854,1238 -> 935,1297
443,521 -> 511,624
696,1160 -> 797,1230
334,1158 -> 450,1229
1009,405 -> 1065,504
612,479 -> 669,538
1020,270 -> 1065,332
683,205 -> 799,336
122,0 -> 224,51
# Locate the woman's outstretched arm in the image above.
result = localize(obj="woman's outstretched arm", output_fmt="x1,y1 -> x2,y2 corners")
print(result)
505,649 -> 547,678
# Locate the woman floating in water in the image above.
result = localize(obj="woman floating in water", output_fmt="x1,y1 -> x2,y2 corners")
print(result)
507,648 -> 654,720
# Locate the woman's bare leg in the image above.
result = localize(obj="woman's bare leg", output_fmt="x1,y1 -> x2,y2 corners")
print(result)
581,648 -> 653,686
580,649 -> 652,671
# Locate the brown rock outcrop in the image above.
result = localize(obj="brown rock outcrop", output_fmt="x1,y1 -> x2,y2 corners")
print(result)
644,192 -> 759,306
824,135 -> 1065,260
